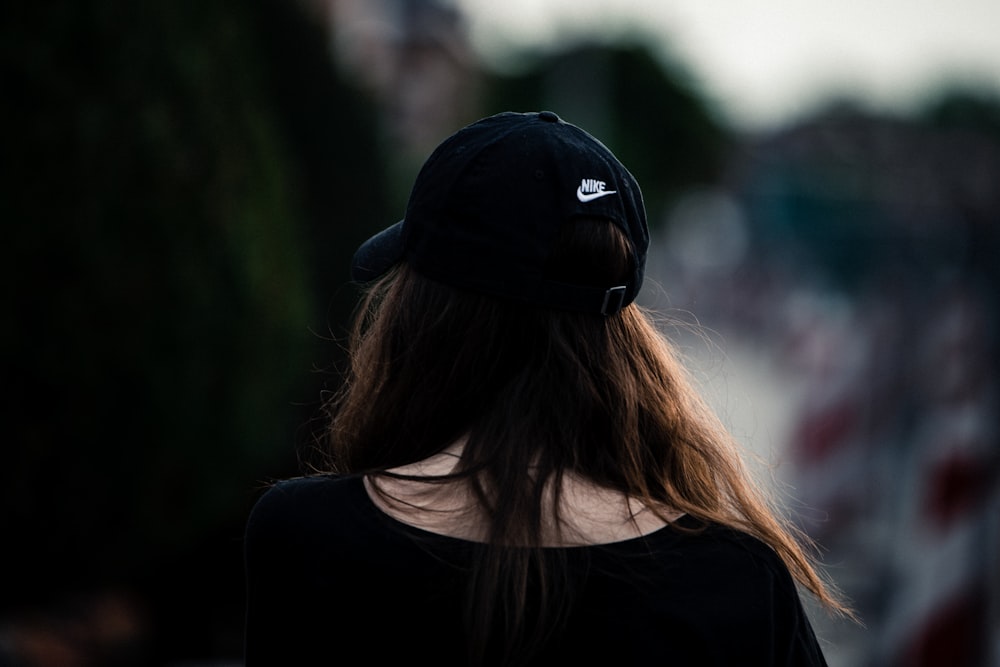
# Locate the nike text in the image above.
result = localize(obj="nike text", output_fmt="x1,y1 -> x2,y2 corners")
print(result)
576,178 -> 616,202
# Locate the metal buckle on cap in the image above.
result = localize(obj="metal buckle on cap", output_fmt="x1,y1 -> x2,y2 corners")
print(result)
600,286 -> 627,315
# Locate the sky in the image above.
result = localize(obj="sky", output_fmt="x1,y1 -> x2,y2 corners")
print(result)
452,0 -> 1000,131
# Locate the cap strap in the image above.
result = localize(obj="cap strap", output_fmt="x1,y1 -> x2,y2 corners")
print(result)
600,286 -> 627,315
538,281 -> 631,316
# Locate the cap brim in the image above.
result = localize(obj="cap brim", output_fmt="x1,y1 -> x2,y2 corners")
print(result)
351,220 -> 405,283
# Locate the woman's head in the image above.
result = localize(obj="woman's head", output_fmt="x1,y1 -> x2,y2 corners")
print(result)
336,110 -> 658,474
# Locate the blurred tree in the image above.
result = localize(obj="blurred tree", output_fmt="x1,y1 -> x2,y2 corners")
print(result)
916,88 -> 1000,279
728,93 -> 1000,295
919,87 -> 1000,139
480,38 -> 733,227
1,0 -> 384,662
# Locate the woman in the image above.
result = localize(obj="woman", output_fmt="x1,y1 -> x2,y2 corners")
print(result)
244,111 -> 852,666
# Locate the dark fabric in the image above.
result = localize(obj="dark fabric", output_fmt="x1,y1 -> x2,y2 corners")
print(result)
244,475 -> 829,666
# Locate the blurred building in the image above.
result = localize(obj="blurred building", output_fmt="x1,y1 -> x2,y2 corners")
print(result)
654,103 -> 1000,667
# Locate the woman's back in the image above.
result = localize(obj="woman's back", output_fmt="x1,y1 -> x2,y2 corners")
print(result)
244,475 -> 828,666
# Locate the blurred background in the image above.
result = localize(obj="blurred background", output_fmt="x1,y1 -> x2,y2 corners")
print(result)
2,0 -> 998,665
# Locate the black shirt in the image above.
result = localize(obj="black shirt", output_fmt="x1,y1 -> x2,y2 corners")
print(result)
244,474 -> 829,666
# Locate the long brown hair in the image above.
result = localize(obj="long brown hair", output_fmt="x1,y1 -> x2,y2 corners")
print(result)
320,218 -> 853,665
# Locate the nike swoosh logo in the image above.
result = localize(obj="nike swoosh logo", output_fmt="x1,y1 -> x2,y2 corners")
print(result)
576,187 -> 617,202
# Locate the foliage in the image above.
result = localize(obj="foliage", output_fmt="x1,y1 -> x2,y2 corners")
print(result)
1,0 -> 385,660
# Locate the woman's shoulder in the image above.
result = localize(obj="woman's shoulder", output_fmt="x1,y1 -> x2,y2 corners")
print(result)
245,474 -> 365,537
255,472 -> 358,500
252,472 -> 359,504
665,515 -> 784,555
628,515 -> 799,593
629,518 -> 818,631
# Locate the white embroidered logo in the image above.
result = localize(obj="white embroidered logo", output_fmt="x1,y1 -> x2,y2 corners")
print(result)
576,178 -> 616,202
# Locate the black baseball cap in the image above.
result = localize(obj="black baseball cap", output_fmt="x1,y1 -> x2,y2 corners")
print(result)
351,111 -> 649,315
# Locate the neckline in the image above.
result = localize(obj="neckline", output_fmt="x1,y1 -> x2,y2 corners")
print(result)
355,474 -> 691,550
